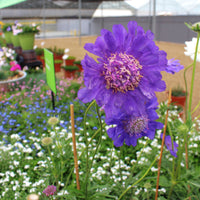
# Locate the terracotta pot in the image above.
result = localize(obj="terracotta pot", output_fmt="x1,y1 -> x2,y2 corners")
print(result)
37,55 -> 45,68
171,95 -> 186,107
64,70 -> 76,78
54,54 -> 63,60
75,63 -> 83,72
54,63 -> 62,73
65,59 -> 75,66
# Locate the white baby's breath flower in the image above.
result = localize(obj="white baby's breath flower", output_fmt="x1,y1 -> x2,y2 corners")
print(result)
64,48 -> 69,53
62,54 -> 69,60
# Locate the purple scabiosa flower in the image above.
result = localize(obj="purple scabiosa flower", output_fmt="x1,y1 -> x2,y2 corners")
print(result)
106,98 -> 163,147
78,21 -> 182,117
161,133 -> 178,157
166,58 -> 184,74
43,185 -> 56,196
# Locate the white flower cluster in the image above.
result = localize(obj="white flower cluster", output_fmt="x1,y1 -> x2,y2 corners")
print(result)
0,47 -> 15,69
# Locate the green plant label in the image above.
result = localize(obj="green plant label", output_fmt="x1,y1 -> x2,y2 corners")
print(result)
44,48 -> 57,94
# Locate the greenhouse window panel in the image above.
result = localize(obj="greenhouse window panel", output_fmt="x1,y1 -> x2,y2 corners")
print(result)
0,0 -> 26,9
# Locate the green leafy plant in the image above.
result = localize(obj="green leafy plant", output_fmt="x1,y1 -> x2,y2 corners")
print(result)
0,71 -> 9,80
67,56 -> 76,60
74,60 -> 81,65
35,47 -> 44,56
1,23 -> 13,32
171,87 -> 186,96
62,65 -> 79,71
54,59 -> 63,64
19,24 -> 40,34
53,46 -> 64,55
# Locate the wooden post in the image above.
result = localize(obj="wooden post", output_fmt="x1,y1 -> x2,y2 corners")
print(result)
155,88 -> 171,200
70,104 -> 80,190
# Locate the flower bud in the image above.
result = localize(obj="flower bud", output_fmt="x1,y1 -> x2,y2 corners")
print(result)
185,22 -> 200,33
177,124 -> 189,134
27,194 -> 39,200
41,137 -> 53,146
48,117 -> 59,126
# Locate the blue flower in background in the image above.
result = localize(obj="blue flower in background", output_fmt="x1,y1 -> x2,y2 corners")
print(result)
161,133 -> 178,157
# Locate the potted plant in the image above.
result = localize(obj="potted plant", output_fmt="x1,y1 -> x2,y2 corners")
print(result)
64,56 -> 76,66
18,23 -> 40,51
61,65 -> 79,78
171,86 -> 187,107
53,46 -> 64,60
54,59 -> 63,73
11,21 -> 23,49
2,23 -> 13,47
74,60 -> 83,72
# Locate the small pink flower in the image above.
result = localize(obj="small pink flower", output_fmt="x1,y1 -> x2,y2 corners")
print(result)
10,63 -> 21,71
10,61 -> 16,66
43,185 -> 56,196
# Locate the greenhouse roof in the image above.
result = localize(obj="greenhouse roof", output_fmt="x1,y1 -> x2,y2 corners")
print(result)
1,0 -> 200,18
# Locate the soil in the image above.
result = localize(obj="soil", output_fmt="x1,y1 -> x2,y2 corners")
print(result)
35,36 -> 200,117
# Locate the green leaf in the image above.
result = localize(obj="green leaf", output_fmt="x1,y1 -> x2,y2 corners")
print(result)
159,176 -> 171,187
188,181 -> 200,188
158,197 -> 167,200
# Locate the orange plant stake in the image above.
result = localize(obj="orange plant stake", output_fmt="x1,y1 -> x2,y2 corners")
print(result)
70,104 -> 80,190
155,88 -> 171,200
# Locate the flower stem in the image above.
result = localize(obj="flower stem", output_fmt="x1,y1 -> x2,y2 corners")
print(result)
83,100 -> 96,199
131,139 -> 149,175
188,32 -> 200,113
191,100 -> 200,114
87,102 -> 103,184
65,123 -> 106,187
118,155 -> 159,200
183,63 -> 193,119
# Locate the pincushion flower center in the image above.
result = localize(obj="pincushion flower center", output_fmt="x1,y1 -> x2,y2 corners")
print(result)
103,53 -> 143,93
125,116 -> 148,136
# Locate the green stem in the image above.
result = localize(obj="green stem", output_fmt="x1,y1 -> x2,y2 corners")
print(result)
118,155 -> 159,200
87,102 -> 103,186
188,32 -> 200,113
131,139 -> 149,175
83,100 -> 96,200
55,128 -> 64,184
119,147 -> 123,183
191,100 -> 200,114
183,63 -> 193,119
47,146 -> 57,182
168,183 -> 176,200
65,123 -> 106,187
